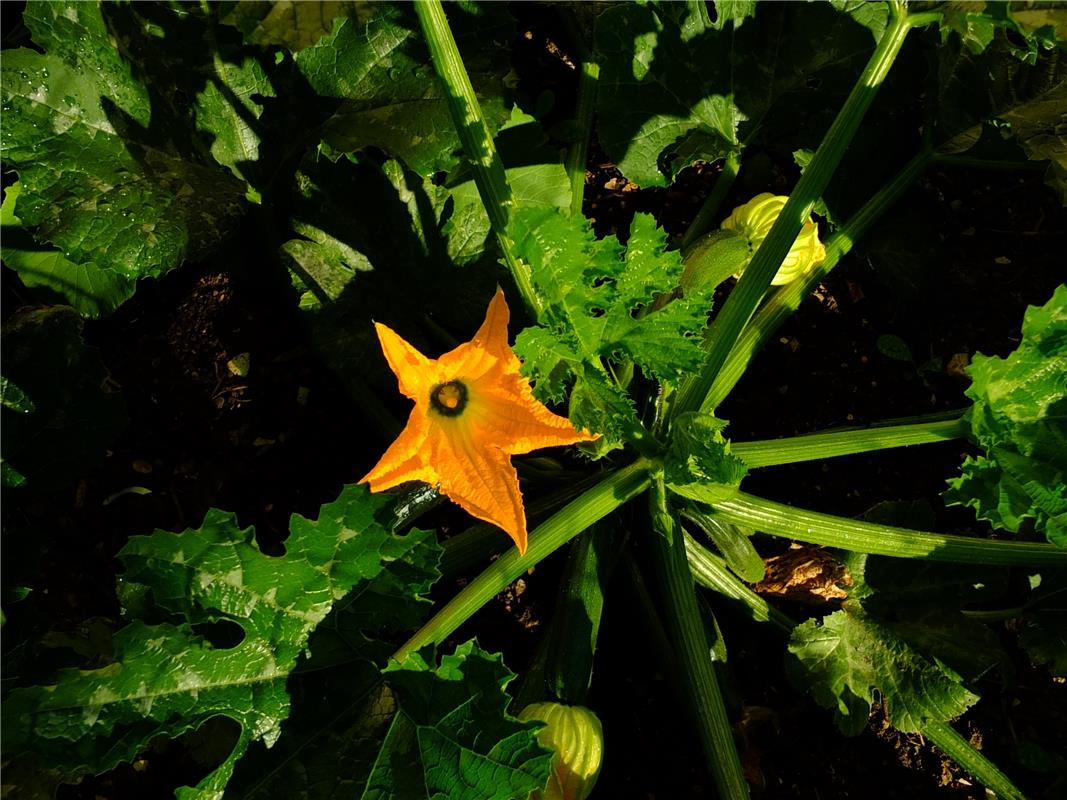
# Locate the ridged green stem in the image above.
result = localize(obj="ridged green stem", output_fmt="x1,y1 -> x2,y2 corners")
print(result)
392,459 -> 651,662
414,0 -> 542,318
683,530 -> 794,631
671,11 -> 917,421
702,147 -> 934,410
711,492 -> 1067,566
438,472 -> 607,579
732,414 -> 964,469
566,58 -> 599,216
922,721 -> 1028,800
647,476 -> 750,799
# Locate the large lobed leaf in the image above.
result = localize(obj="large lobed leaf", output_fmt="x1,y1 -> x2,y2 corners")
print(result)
2,485 -> 440,798
3,479 -> 552,800
786,553 -> 995,737
512,208 -> 713,449
593,1 -> 878,186
936,26 -> 1067,203
0,2 -> 247,282
593,2 -> 742,186
944,285 -> 1067,546
0,183 -> 135,318
228,639 -> 552,800
369,643 -> 553,800
295,3 -> 513,177
787,603 -> 980,736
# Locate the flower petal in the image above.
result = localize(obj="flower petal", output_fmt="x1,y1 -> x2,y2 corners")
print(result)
374,322 -> 435,400
431,417 -> 529,554
438,287 -> 517,381
361,407 -> 438,491
468,369 -> 598,455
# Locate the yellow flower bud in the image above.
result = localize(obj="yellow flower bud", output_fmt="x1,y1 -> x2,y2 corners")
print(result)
720,193 -> 826,286
519,702 -> 604,800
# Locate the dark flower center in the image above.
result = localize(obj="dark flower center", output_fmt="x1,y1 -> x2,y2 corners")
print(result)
429,380 -> 468,417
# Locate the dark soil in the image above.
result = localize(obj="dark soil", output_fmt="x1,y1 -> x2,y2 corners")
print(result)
3,5 -> 1066,800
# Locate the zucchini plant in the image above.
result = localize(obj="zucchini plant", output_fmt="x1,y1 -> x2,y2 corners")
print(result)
2,1 -> 1064,799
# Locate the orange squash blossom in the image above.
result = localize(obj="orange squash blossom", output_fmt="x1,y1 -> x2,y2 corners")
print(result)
361,287 -> 597,554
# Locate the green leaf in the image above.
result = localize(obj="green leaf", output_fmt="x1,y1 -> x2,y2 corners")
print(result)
512,208 -> 713,449
665,413 -> 748,504
515,210 -> 712,381
280,153 -> 499,410
568,365 -> 640,458
594,3 -> 743,185
595,2 -> 880,185
227,642 -> 551,800
194,55 -> 277,184
1,183 -> 135,317
2,485 -> 441,798
296,4 -> 513,176
0,2 -> 247,279
712,1 -> 758,31
936,30 -> 1067,201
787,603 -> 980,736
730,1 -> 878,149
829,0 -> 889,41
0,306 -> 126,490
843,552 -> 1007,681
938,1 -> 1067,61
875,333 -> 914,363
944,285 -> 1067,546
369,643 -> 553,799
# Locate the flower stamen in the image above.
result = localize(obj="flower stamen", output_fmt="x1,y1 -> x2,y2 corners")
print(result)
430,380 -> 468,417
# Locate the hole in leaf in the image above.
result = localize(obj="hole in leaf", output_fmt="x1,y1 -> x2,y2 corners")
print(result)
591,275 -> 614,288
191,619 -> 245,649
1004,29 -> 1027,49
589,307 -> 606,318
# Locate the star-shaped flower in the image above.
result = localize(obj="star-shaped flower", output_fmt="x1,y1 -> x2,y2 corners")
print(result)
361,288 -> 597,553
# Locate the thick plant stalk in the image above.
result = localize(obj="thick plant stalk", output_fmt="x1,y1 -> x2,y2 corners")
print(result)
566,58 -> 599,216
712,492 -> 1067,567
392,459 -> 651,662
414,0 -> 542,318
922,721 -> 1028,800
671,11 -> 919,421
702,147 -> 934,410
731,414 -> 964,468
683,531 -> 794,631
647,476 -> 750,799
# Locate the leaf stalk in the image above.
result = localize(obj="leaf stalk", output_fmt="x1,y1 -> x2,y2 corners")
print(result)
711,492 -> 1067,566
392,459 -> 651,662
646,475 -> 751,798
414,0 -> 543,318
732,414 -> 965,468
702,146 -> 934,410
670,11 -> 916,421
